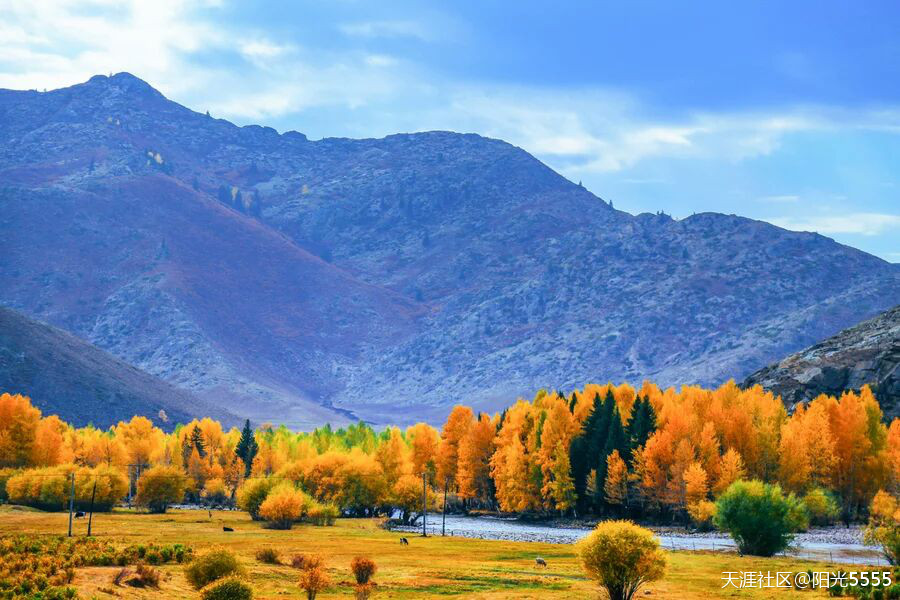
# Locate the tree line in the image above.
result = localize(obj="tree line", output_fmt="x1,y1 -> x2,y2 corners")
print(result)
1,380 -> 898,524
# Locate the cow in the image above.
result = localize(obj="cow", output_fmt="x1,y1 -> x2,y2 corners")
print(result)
399,537 -> 409,545
73,511 -> 86,519
223,526 -> 234,532
535,557 -> 547,568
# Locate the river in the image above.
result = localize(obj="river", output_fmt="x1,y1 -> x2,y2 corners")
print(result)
391,513 -> 887,566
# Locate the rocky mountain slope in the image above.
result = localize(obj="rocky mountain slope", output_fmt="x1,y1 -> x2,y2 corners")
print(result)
744,304 -> 900,418
0,306 -> 235,429
1,73 -> 898,424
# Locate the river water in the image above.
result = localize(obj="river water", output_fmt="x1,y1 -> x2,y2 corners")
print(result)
391,513 -> 887,566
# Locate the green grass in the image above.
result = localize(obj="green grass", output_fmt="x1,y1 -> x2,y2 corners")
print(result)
0,504 -> 865,598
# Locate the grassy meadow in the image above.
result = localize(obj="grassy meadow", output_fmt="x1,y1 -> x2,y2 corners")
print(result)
0,505 -> 853,599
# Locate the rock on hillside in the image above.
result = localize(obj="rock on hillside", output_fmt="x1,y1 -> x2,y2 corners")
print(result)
1,73 -> 899,424
743,305 -> 900,418
0,305 -> 236,429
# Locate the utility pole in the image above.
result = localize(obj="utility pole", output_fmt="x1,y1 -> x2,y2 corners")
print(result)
421,471 -> 427,537
442,479 -> 448,536
67,472 -> 76,537
87,480 -> 97,537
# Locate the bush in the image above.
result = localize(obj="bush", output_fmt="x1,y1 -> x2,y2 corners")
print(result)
135,465 -> 188,513
236,477 -> 279,521
714,480 -> 808,556
6,465 -> 128,511
259,483 -> 310,529
308,503 -> 339,526
0,467 -> 19,502
298,565 -> 330,600
291,554 -> 323,570
255,547 -> 280,565
803,488 -> 840,526
577,520 -> 666,600
350,556 -> 377,584
864,491 -> 900,565
185,548 -> 245,589
687,500 -> 717,531
200,576 -> 253,600
203,478 -> 229,505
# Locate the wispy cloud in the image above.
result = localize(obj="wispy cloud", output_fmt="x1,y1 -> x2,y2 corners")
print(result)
338,20 -> 431,40
771,213 -> 900,236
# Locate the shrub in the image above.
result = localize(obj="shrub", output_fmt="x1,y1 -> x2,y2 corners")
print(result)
291,554 -> 323,570
864,490 -> 900,565
687,500 -> 717,531
803,488 -> 840,526
236,477 -> 279,520
203,478 -> 229,505
200,576 -> 253,600
185,548 -> 245,589
714,480 -> 808,556
0,467 -> 19,502
298,565 -> 330,600
259,483 -> 311,529
255,547 -> 280,565
5,465 -> 128,511
351,556 -> 377,584
135,465 -> 188,513
308,503 -> 339,526
577,520 -> 666,600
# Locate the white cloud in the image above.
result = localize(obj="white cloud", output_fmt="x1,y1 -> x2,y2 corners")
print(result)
771,213 -> 900,236
338,20 -> 431,40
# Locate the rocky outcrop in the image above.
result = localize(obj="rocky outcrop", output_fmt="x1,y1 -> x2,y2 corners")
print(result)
1,73 -> 898,425
743,305 -> 900,418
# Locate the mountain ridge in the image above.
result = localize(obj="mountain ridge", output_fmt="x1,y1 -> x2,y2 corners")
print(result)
1,73 -> 898,425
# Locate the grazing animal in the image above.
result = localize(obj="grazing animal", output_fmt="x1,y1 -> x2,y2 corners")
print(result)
399,537 -> 409,545
223,526 -> 234,532
73,511 -> 85,519
208,510 -> 212,520
535,557 -> 547,568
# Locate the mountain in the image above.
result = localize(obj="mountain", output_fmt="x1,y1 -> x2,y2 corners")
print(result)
0,305 -> 236,429
743,304 -> 900,418
1,73 -> 898,425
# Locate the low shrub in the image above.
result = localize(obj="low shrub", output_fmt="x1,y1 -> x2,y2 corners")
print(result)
236,477 -> 280,521
291,554 -> 323,570
298,565 -> 330,600
577,520 -> 666,600
255,547 -> 280,565
200,576 -> 254,600
185,548 -> 245,590
113,563 -> 160,588
715,480 -> 808,557
308,503 -> 339,526
350,556 -> 376,584
258,483 -> 311,529
803,488 -> 840,526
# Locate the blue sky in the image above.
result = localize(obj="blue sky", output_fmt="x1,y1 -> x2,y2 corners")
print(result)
2,1 -> 899,261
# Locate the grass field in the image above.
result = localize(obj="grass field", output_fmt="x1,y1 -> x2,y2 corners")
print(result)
0,505 -> 861,598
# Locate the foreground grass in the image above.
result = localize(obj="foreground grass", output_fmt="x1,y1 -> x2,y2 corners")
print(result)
0,505 -> 860,598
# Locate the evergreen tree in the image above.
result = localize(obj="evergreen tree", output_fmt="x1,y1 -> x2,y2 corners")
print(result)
189,425 -> 206,458
568,392 -> 578,413
235,419 -> 258,477
627,396 -> 657,457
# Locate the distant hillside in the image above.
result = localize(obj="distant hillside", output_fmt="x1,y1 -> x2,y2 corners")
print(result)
0,306 -> 235,429
744,305 -> 900,418
0,72 -> 898,425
